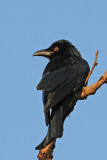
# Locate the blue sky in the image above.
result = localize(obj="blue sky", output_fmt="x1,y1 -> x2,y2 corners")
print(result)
0,0 -> 107,160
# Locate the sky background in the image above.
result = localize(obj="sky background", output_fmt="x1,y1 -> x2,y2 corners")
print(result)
0,0 -> 107,160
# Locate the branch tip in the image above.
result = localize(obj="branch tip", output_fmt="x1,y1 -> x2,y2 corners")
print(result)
85,50 -> 99,85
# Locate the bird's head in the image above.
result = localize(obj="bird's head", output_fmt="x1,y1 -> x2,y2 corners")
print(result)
33,40 -> 82,60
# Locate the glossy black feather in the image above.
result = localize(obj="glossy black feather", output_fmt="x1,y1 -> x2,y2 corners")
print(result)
37,59 -> 89,113
35,40 -> 90,150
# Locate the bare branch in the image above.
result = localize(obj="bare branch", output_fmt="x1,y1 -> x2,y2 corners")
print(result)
81,70 -> 107,99
37,139 -> 56,160
85,50 -> 99,85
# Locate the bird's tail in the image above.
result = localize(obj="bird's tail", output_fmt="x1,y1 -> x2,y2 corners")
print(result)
35,105 -> 63,150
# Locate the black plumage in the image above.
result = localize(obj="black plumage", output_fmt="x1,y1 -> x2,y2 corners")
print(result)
33,40 -> 90,150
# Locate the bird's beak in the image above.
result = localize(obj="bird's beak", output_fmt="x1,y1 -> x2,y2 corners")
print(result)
33,50 -> 54,57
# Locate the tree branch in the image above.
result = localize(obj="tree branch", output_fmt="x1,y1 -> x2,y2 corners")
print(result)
85,50 -> 99,85
37,139 -> 56,160
81,70 -> 107,99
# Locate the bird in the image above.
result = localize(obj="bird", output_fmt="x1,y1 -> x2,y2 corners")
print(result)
33,40 -> 90,150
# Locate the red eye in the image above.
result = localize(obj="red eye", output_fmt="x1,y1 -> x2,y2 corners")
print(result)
54,47 -> 59,52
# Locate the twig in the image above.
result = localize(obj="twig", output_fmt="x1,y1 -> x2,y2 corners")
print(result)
85,50 -> 99,85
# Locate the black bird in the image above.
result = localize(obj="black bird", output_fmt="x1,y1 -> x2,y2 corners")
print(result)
33,40 -> 90,150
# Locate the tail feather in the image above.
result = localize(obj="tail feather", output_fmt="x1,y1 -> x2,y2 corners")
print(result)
36,105 -> 63,150
35,127 -> 54,150
51,105 -> 63,138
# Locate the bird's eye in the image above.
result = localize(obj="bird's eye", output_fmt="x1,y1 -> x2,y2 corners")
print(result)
54,47 -> 59,52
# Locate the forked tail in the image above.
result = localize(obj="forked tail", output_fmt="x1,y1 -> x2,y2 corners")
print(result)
36,105 -> 63,150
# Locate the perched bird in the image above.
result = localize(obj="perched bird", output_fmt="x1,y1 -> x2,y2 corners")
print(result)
33,40 -> 90,150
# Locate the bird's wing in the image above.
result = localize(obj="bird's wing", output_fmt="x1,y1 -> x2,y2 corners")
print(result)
37,66 -> 73,91
37,61 -> 89,113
